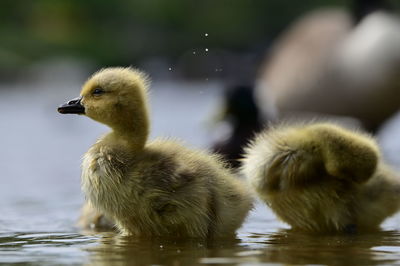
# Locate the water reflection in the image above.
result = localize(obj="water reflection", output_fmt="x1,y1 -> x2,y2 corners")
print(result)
0,232 -> 97,265
85,233 -> 260,265
86,234 -> 213,265
76,229 -> 400,265
259,230 -> 400,265
2,210 -> 400,265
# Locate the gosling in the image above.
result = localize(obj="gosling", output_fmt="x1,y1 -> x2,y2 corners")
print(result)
242,122 -> 400,233
58,67 -> 253,238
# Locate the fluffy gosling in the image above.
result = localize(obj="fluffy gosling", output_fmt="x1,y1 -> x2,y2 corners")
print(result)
242,123 -> 400,233
58,67 -> 253,238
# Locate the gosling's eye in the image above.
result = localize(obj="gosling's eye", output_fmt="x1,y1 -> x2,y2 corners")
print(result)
92,87 -> 105,96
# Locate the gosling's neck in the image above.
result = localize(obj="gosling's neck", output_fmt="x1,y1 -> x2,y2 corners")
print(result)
102,108 -> 150,152
110,125 -> 149,151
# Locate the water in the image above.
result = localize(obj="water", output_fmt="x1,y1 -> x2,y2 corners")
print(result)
4,226 -> 400,265
2,77 -> 400,265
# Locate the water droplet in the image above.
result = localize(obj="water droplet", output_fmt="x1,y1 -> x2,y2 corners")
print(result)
168,67 -> 172,71
193,51 -> 196,55
205,48 -> 209,52
204,33 -> 209,37
160,245 -> 164,249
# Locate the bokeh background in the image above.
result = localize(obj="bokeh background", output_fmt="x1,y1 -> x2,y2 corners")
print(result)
2,0 -> 397,79
0,0 -> 351,76
2,1 -> 400,264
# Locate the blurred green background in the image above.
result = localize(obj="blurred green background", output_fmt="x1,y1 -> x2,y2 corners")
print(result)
1,0 -> 367,80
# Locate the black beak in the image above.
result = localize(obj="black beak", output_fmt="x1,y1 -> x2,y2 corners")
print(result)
57,96 -> 85,114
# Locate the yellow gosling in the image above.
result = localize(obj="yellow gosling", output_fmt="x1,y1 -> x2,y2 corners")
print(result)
58,67 -> 253,238
241,123 -> 400,233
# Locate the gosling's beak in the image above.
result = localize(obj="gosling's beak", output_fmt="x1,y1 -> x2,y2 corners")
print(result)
57,96 -> 85,114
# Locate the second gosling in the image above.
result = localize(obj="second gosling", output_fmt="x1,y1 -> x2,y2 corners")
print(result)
58,67 -> 253,238
242,123 -> 400,233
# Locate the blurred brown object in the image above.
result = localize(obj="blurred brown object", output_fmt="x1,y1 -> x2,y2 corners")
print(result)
256,0 -> 400,132
78,201 -> 114,231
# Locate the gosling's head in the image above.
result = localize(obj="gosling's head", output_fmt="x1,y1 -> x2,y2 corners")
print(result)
58,67 -> 150,132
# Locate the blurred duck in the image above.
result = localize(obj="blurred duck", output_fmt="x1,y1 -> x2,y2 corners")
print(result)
211,85 -> 265,168
256,0 -> 400,132
58,67 -> 253,238
242,122 -> 400,233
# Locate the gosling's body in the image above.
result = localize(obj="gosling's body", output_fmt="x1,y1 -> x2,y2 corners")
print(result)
59,67 -> 252,238
242,123 -> 400,233
82,138 -> 251,238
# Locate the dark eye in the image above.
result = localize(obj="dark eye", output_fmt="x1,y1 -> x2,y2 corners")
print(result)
92,87 -> 105,96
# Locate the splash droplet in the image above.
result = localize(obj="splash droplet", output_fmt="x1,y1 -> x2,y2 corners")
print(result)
205,48 -> 209,52
204,33 -> 209,37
